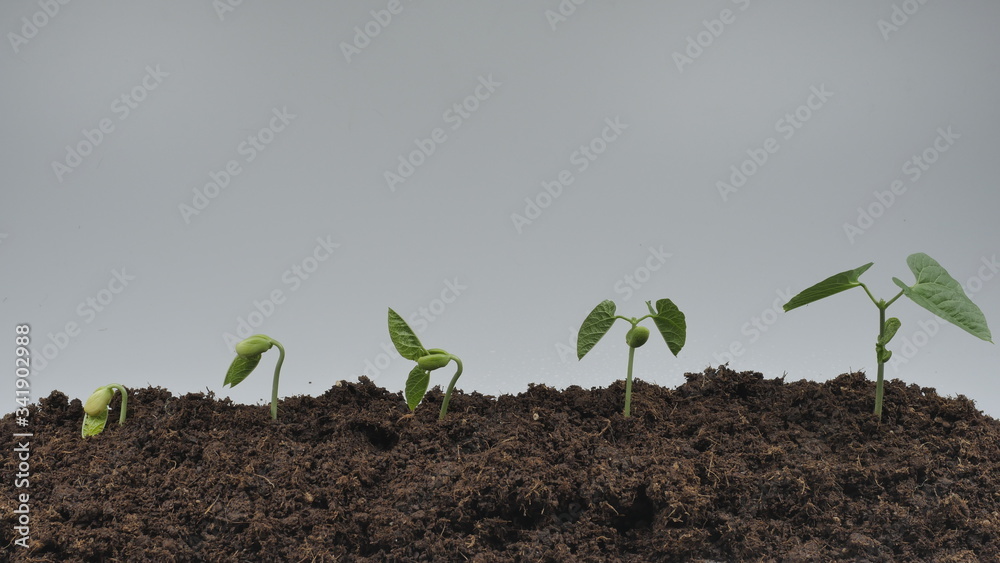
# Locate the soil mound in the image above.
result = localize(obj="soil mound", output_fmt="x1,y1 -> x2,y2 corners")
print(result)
3,366 -> 999,561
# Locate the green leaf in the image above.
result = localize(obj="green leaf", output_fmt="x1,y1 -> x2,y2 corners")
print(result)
647,299 -> 686,357
389,308 -> 427,361
892,253 -> 993,343
876,343 -> 892,363
82,410 -> 109,438
577,300 -> 617,360
783,262 -> 874,312
879,317 -> 901,346
404,365 -> 431,411
224,354 -> 261,387
876,318 -> 900,363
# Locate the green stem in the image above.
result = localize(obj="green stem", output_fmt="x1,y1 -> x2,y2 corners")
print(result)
110,384 -> 129,425
439,356 -> 463,420
884,289 -> 905,309
860,282 -> 879,306
270,340 -> 285,420
874,305 -> 886,420
624,345 -> 636,417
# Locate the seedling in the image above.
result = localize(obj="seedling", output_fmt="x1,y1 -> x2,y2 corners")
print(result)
82,384 -> 128,438
224,334 -> 285,420
784,253 -> 992,420
577,299 -> 687,417
388,308 -> 463,420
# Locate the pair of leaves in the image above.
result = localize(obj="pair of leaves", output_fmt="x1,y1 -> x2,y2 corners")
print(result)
388,308 -> 441,411
577,299 -> 687,359
784,253 -> 992,343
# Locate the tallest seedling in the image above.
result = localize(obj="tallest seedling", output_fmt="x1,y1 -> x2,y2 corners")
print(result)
784,253 -> 992,420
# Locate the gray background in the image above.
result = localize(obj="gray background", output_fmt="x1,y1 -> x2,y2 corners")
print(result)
3,1 -> 998,418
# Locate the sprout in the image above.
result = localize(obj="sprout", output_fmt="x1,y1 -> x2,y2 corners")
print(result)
578,299 -> 686,417
784,253 -> 992,420
82,384 -> 128,438
388,308 -> 464,420
224,334 -> 285,420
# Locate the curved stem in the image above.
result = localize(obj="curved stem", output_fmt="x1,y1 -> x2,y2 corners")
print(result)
860,282 -> 879,306
270,340 -> 285,420
109,384 -> 129,425
624,345 -> 636,417
439,356 -> 463,420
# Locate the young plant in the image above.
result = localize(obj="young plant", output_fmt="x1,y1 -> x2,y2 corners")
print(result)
82,384 -> 128,438
577,299 -> 686,417
224,334 -> 285,420
784,253 -> 992,420
388,308 -> 463,420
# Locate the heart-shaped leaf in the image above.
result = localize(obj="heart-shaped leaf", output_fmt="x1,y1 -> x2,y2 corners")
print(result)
784,263 -> 874,312
892,253 -> 993,342
876,344 -> 892,363
647,299 -> 686,356
404,365 -> 431,411
389,308 -> 427,361
224,354 -> 261,388
82,410 -> 109,438
875,317 -> 900,363
577,300 -> 617,360
878,317 -> 901,346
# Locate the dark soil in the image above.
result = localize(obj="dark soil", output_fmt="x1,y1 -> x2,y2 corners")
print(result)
3,366 -> 1000,561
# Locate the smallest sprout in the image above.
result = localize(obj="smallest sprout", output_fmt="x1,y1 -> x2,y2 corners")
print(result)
82,384 -> 128,438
